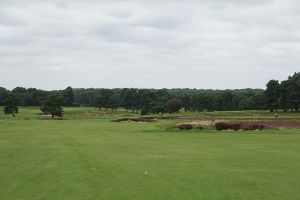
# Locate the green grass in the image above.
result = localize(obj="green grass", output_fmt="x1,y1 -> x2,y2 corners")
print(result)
0,108 -> 300,200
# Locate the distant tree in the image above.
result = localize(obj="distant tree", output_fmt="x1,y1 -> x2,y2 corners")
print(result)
239,92 -> 266,110
4,93 -> 19,117
139,90 -> 157,115
239,98 -> 253,110
11,87 -> 27,106
149,101 -> 166,114
213,93 -> 224,111
107,94 -> 119,111
0,85 -> 278,113
62,86 -> 74,106
279,80 -> 290,112
40,92 -> 64,119
101,89 -> 113,110
166,99 -> 182,113
251,92 -> 266,110
181,95 -> 191,112
204,93 -> 215,112
222,91 -> 235,110
95,95 -> 104,110
120,88 -> 134,112
153,89 -> 170,114
265,80 -> 280,112
24,88 -> 47,106
131,89 -> 140,113
287,73 -> 300,112
0,87 -> 9,106
74,88 -> 97,106
73,88 -> 268,113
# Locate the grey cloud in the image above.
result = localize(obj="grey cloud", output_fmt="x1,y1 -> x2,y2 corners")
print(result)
0,0 -> 299,90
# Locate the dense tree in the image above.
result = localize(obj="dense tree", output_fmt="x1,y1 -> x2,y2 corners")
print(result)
166,99 -> 182,113
95,96 -> 104,110
152,89 -> 170,114
4,93 -> 19,117
149,101 -> 166,114
0,87 -> 269,113
181,95 -> 191,112
139,90 -> 157,115
40,92 -> 64,119
279,80 -> 290,112
239,98 -> 253,110
107,93 -> 119,111
62,86 -> 74,106
1,72 -> 300,114
11,87 -> 27,106
250,93 -> 266,110
287,73 -> 300,112
102,89 -> 114,110
265,80 -> 280,112
239,92 -> 266,110
131,89 -> 141,113
75,89 -> 97,106
0,87 -> 9,106
120,88 -> 133,112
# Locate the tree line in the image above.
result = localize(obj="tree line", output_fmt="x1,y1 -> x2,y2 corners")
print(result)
0,87 -> 74,118
265,72 -> 300,112
1,72 -> 299,117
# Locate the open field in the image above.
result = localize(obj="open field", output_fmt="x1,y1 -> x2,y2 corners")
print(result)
0,107 -> 300,200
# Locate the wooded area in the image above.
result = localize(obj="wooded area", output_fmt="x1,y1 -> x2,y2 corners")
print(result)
1,72 -> 300,116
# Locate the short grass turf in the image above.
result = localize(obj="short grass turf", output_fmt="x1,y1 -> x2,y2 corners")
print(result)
1,118 -> 300,200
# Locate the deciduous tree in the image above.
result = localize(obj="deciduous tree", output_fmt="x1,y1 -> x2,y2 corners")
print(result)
4,93 -> 19,117
40,92 -> 64,119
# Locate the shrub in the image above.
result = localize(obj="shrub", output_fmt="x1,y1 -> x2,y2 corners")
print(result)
231,123 -> 242,131
175,124 -> 193,130
215,122 -> 229,130
215,122 -> 242,131
166,99 -> 182,113
215,122 -> 265,131
242,124 -> 264,130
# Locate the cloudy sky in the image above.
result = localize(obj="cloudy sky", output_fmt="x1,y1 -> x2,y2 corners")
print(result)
0,0 -> 299,90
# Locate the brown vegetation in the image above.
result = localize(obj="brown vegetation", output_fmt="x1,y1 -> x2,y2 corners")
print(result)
174,124 -> 194,130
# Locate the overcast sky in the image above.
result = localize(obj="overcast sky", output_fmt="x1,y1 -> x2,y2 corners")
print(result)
0,0 -> 299,90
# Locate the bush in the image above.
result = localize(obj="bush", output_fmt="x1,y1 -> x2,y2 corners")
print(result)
215,122 -> 242,131
231,123 -> 242,131
175,124 -> 193,130
166,99 -> 182,113
243,124 -> 264,130
215,122 -> 265,131
215,122 -> 229,130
